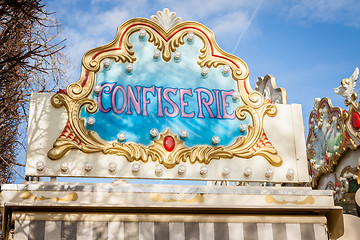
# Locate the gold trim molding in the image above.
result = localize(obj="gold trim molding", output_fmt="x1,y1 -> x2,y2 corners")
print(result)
47,16 -> 282,169
265,195 -> 315,205
151,193 -> 205,203
20,191 -> 78,202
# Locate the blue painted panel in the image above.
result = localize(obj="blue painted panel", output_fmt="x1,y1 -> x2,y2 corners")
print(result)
80,32 -> 251,147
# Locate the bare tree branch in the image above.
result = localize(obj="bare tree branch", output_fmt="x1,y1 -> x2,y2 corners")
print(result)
0,0 -> 68,183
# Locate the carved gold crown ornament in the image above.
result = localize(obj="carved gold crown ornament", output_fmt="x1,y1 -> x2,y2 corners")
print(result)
48,9 -> 282,169
255,75 -> 287,104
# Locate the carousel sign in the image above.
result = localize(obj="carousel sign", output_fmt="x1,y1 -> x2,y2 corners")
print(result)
25,9 -> 309,182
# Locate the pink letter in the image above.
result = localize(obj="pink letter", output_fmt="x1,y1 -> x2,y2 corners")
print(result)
126,85 -> 141,115
142,86 -> 155,116
156,87 -> 164,117
194,88 -> 215,118
112,85 -> 127,114
213,90 -> 222,119
163,88 -> 180,117
98,83 -> 115,113
180,88 -> 194,118
221,90 -> 235,119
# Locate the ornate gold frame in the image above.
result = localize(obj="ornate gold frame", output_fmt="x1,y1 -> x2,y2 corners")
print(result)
307,94 -> 360,186
307,98 -> 345,186
48,18 -> 282,169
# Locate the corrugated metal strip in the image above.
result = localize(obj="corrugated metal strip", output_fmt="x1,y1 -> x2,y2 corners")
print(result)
14,220 -> 327,240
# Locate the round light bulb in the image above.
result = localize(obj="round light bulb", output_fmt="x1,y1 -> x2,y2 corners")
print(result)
36,161 -> 45,172
187,32 -> 195,42
222,65 -> 231,74
180,129 -> 189,139
212,136 -> 220,145
139,29 -> 147,38
239,124 -> 248,133
150,128 -> 159,138
174,51 -> 181,60
286,168 -> 295,180
201,67 -> 209,76
200,166 -> 208,177
155,165 -> 163,177
60,162 -> 69,173
125,62 -> 133,72
117,132 -> 126,142
103,58 -> 111,68
108,162 -> 117,174
132,163 -> 140,175
265,168 -> 274,179
153,49 -> 161,59
85,162 -> 93,172
244,167 -> 252,177
222,167 -> 231,176
87,117 -> 95,126
178,165 -> 186,175
93,85 -> 102,94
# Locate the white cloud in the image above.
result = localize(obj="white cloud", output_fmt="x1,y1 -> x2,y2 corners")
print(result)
47,0 -> 263,80
210,10 -> 249,35
158,0 -> 261,37
47,0 -> 360,78
274,0 -> 360,27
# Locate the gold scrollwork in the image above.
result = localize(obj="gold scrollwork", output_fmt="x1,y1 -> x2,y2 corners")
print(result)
48,17 -> 282,169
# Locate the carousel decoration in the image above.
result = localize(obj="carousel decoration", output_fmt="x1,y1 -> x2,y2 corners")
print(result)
307,68 -> 360,187
47,9 -> 282,169
255,75 -> 287,104
325,166 -> 359,203
307,97 -> 345,186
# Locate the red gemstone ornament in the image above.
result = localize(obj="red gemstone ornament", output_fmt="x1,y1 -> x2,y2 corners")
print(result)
325,155 -> 329,164
163,136 -> 175,152
352,112 -> 360,130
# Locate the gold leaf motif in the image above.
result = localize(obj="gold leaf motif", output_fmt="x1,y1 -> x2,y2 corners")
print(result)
20,191 -> 78,202
265,195 -> 314,205
151,193 -> 204,203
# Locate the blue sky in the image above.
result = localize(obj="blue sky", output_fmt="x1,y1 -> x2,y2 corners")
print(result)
14,0 -> 358,183
46,0 -> 360,126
